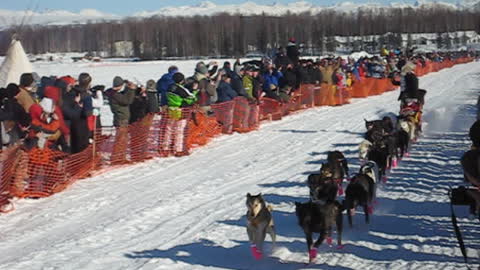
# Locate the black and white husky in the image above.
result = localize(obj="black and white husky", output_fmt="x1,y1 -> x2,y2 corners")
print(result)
344,161 -> 379,227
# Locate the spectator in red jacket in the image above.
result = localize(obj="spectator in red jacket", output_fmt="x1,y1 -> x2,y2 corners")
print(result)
44,85 -> 71,152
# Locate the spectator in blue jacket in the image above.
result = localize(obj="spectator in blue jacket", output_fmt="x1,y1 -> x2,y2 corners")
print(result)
216,73 -> 238,103
156,66 -> 178,107
263,64 -> 283,93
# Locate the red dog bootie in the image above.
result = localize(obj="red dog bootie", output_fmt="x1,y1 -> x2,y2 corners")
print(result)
392,158 -> 398,168
367,205 -> 374,215
382,176 -> 388,183
405,152 -> 410,157
309,248 -> 318,261
337,182 -> 344,196
326,236 -> 333,246
250,245 -> 262,260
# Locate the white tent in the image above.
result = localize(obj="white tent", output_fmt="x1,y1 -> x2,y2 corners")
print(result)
0,39 -> 33,87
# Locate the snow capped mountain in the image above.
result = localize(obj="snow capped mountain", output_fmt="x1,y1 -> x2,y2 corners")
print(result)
0,0 -> 479,28
0,8 -> 118,28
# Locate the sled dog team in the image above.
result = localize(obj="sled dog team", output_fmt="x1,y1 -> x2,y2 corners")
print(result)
246,112 -> 422,263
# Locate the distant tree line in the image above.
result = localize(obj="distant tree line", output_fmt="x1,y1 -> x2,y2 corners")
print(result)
1,6 -> 479,58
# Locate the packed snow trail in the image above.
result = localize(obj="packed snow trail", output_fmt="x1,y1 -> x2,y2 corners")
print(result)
0,62 -> 479,270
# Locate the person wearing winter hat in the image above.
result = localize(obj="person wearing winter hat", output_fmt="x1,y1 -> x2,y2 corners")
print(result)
193,62 -> 218,112
230,60 -> 248,98
287,37 -> 300,66
105,76 -> 136,127
1,84 -> 32,148
156,66 -> 178,108
217,72 -> 238,103
129,82 -> 148,125
161,72 -> 198,157
195,62 -> 209,76
112,76 -> 125,88
392,61 -> 419,103
104,76 -> 137,164
44,85 -> 70,152
146,79 -> 159,113
29,97 -> 61,148
17,73 -> 36,112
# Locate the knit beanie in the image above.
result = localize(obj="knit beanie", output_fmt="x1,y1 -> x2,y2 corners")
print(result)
146,79 -> 156,90
113,76 -> 125,88
195,62 -> 208,75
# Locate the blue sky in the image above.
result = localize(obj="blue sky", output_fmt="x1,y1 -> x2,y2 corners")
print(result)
0,0 -> 456,15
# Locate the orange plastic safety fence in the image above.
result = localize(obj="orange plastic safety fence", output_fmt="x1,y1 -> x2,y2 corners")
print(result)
211,101 -> 235,134
334,86 -> 351,106
187,110 -> 222,149
300,84 -> 315,108
232,97 -> 259,133
13,148 -> 69,198
0,146 -> 21,212
259,98 -> 283,121
351,79 -> 369,98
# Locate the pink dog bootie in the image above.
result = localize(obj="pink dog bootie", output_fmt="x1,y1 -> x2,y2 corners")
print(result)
382,176 -> 388,183
405,152 -> 410,157
309,248 -> 318,261
250,245 -> 262,260
337,183 -> 344,196
392,158 -> 398,168
326,236 -> 333,246
367,205 -> 374,215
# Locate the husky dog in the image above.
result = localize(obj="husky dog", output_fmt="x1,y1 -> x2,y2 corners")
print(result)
365,119 -> 383,131
295,200 -> 343,263
360,161 -> 380,185
344,163 -> 378,227
246,193 -> 276,260
399,117 -> 417,142
326,151 -> 349,180
367,145 -> 389,181
359,140 -> 373,161
307,170 -> 338,203
395,128 -> 410,158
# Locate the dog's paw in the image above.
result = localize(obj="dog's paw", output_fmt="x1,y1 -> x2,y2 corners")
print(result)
309,248 -> 318,261
392,159 -> 398,168
367,205 -> 374,215
382,176 -> 388,183
336,244 -> 345,250
250,245 -> 263,260
326,237 -> 333,246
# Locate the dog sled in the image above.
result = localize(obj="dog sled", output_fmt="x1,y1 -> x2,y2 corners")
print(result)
399,89 -> 426,136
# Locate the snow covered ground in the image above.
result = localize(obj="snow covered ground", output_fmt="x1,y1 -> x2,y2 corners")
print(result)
0,61 -> 479,269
